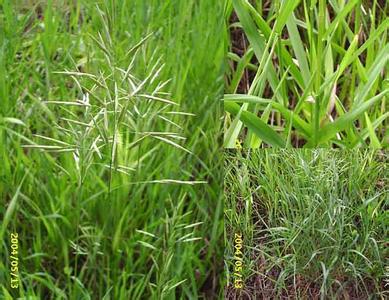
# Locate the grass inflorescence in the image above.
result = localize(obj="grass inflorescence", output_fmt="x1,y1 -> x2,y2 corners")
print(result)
0,1 -> 224,298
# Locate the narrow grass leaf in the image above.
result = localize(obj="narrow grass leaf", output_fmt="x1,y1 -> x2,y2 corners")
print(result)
364,113 -> 381,148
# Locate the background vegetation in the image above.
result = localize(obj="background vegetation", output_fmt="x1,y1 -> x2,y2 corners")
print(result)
225,149 -> 388,299
224,0 -> 388,148
0,0 -> 224,298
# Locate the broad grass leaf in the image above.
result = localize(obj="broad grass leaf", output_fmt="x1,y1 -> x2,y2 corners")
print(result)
318,90 -> 388,144
225,102 -> 286,147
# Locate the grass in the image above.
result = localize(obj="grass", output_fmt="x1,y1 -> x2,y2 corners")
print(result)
0,1 -> 224,298
225,149 -> 388,298
224,0 -> 389,148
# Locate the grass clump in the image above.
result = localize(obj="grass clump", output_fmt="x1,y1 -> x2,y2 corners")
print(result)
225,149 -> 388,298
0,1 -> 224,298
224,0 -> 389,148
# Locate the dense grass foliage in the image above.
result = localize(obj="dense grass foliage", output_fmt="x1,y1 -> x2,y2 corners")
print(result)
225,150 -> 388,298
0,1 -> 224,298
224,0 -> 388,148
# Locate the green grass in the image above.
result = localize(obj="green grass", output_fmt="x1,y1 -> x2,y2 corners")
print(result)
224,0 -> 389,148
225,149 -> 388,298
0,1 -> 224,298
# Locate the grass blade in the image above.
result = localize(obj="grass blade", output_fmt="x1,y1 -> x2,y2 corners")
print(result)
225,102 -> 286,148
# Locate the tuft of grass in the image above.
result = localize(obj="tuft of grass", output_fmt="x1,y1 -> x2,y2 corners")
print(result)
225,149 -> 388,298
0,1 -> 224,298
224,0 -> 389,148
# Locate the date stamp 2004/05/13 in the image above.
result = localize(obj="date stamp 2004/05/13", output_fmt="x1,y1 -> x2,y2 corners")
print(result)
10,233 -> 19,289
233,233 -> 244,289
